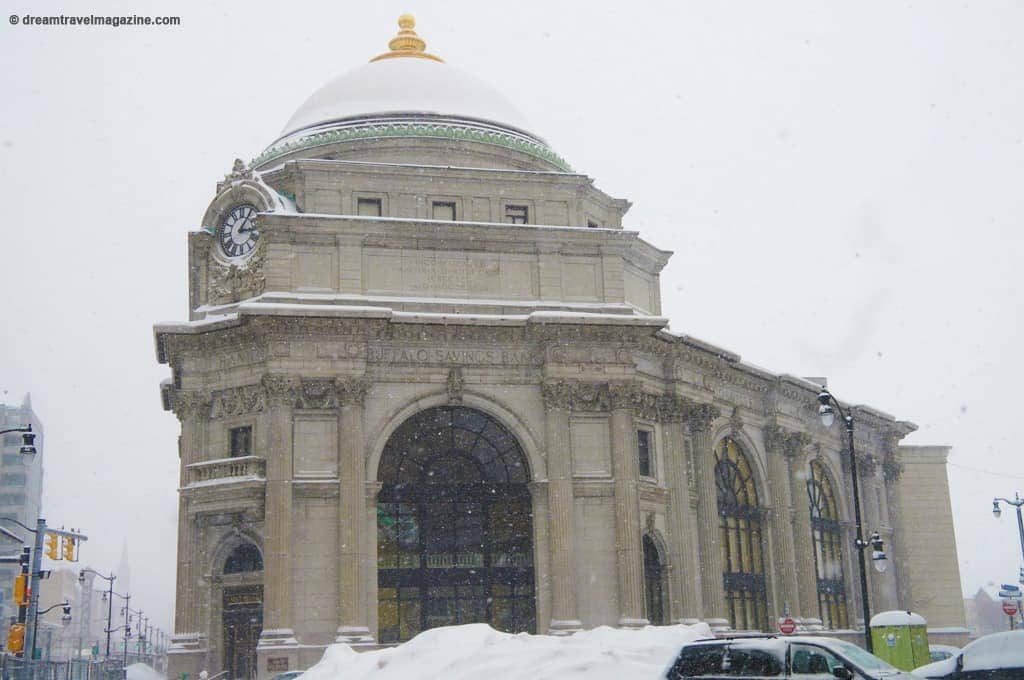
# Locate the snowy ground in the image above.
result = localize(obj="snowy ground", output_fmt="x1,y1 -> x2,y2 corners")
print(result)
126,662 -> 166,680
301,622 -> 711,680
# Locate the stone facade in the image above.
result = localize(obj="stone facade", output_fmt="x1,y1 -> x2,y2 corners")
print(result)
154,16 -> 966,680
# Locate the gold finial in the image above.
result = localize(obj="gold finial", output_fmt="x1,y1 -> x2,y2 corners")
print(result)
370,14 -> 444,63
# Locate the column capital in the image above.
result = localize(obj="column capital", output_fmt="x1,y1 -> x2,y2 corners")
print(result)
262,374 -> 300,407
608,381 -> 641,410
171,389 -> 212,422
335,377 -> 370,406
763,424 -> 812,460
683,401 -> 720,436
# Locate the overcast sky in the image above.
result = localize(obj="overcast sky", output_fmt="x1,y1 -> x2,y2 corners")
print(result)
2,1 -> 1023,633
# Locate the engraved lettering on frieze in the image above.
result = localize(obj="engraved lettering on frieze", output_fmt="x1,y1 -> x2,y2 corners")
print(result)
211,384 -> 267,419
367,344 -> 539,366
205,346 -> 267,371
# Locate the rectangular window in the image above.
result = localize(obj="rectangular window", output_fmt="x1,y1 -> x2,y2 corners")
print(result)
0,474 -> 26,487
504,205 -> 528,224
637,430 -> 653,478
230,426 -> 252,458
587,219 -> 600,228
357,198 -> 382,216
2,434 -> 21,446
431,202 -> 456,221
2,455 -> 23,466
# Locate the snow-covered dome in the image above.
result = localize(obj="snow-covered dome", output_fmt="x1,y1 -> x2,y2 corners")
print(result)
255,15 -> 569,171
281,57 -> 535,139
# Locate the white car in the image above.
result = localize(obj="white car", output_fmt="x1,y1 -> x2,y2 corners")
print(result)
913,630 -> 1024,679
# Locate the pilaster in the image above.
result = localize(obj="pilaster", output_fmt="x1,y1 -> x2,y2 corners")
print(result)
660,395 -> 703,622
336,378 -> 373,644
764,425 -> 811,624
257,374 -> 299,668
540,381 -> 581,634
609,382 -> 647,627
686,402 -> 728,628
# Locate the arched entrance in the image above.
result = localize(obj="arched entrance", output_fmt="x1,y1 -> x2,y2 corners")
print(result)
376,405 -> 535,643
643,535 -> 666,625
220,543 -> 263,680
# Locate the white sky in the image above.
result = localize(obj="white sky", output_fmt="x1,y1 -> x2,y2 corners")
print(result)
2,1 -> 1023,633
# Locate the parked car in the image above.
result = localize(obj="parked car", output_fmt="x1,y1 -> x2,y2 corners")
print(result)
924,644 -> 960,664
912,630 -> 1024,679
663,635 -> 917,679
271,671 -> 304,680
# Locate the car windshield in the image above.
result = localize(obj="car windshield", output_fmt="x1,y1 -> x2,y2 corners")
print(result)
822,639 -> 900,674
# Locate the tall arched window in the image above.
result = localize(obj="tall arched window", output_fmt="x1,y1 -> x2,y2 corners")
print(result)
377,406 -> 535,643
715,437 -> 767,631
643,535 -> 666,625
807,459 -> 848,629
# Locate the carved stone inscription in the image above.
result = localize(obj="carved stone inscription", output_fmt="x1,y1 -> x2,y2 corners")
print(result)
367,344 -> 541,366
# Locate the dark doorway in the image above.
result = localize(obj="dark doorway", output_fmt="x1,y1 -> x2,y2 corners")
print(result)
222,585 -> 262,680
377,406 -> 535,643
643,535 -> 666,625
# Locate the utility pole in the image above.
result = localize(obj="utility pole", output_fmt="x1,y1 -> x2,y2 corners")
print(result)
24,517 -> 46,667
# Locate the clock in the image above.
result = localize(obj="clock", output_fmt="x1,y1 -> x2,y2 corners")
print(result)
219,204 -> 260,258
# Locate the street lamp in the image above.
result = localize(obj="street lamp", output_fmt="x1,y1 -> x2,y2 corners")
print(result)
817,388 -> 888,653
992,492 -> 1024,581
0,424 -> 36,456
79,568 -> 116,658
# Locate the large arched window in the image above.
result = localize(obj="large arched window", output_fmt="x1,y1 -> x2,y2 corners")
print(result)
643,535 -> 666,625
807,459 -> 848,629
223,543 -> 263,574
377,406 -> 535,643
715,438 -> 767,631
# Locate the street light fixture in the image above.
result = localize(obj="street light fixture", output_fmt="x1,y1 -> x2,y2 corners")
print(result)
817,387 -> 888,653
992,492 -> 1024,579
0,425 -> 36,456
79,568 -> 116,659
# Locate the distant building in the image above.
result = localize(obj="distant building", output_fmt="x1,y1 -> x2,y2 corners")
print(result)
0,394 -> 43,632
155,16 -> 968,680
964,582 -> 1018,638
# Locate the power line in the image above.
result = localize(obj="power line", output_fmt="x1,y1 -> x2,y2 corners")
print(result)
948,462 -> 1024,480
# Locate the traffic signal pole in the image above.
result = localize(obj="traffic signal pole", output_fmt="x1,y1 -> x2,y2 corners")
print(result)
23,518 -> 46,668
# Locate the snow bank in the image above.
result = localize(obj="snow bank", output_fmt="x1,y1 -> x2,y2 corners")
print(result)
301,622 -> 711,680
125,663 -> 165,680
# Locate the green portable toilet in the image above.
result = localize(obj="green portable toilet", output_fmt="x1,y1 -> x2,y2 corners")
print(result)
869,610 -> 929,670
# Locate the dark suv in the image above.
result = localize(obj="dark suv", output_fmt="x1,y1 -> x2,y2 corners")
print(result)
663,635 -> 916,679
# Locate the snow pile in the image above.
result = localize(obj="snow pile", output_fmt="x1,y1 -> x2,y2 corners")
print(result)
302,622 -> 711,680
125,663 -> 165,680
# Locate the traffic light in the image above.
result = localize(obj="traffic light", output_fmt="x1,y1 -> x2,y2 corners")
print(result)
7,623 -> 24,654
44,533 -> 59,560
62,537 -> 76,562
12,574 -> 26,606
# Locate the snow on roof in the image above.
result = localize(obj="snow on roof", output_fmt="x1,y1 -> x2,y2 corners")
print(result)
869,610 -> 927,627
280,58 -> 539,141
301,622 -> 711,680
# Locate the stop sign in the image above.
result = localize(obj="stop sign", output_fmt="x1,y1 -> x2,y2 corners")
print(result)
779,617 -> 797,634
1002,600 -> 1019,616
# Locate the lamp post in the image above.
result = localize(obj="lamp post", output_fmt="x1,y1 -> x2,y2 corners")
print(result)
992,492 -> 1024,567
78,568 -> 116,658
817,388 -> 889,653
0,425 -> 36,456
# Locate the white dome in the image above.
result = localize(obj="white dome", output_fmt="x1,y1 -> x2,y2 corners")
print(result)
280,58 -> 538,140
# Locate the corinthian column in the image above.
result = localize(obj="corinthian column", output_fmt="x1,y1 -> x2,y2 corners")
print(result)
660,395 -> 703,622
609,382 -> 647,627
336,378 -> 372,644
764,425 -> 810,624
171,389 -> 211,643
541,381 -> 581,634
258,374 -> 299,651
687,402 -> 728,627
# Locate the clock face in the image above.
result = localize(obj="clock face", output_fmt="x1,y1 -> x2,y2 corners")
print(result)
219,204 -> 259,258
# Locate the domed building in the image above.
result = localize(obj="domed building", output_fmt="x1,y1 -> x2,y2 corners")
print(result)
155,16 -> 966,679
